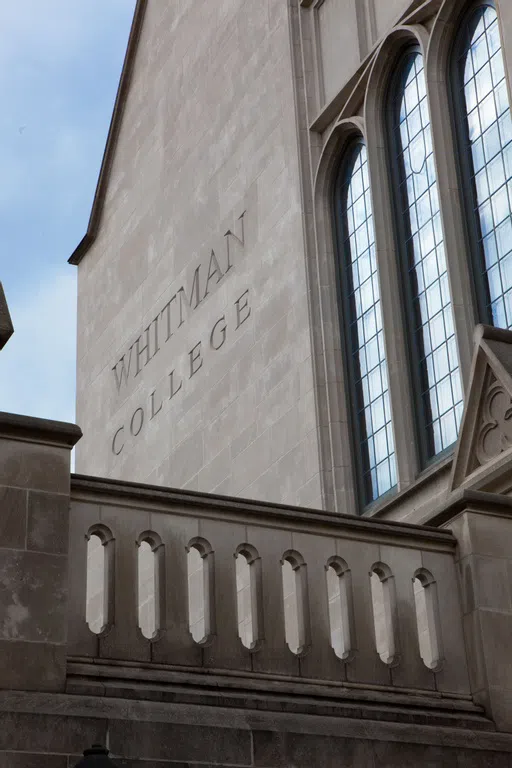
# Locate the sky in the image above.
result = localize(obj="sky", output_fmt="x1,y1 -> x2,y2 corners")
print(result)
0,0 -> 136,424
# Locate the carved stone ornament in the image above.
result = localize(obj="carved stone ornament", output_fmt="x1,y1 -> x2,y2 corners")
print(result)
450,325 -> 512,491
474,372 -> 512,467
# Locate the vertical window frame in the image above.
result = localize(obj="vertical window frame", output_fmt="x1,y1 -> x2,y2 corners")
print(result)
386,43 -> 463,467
386,43 -> 429,469
449,0 -> 512,327
332,136 -> 397,510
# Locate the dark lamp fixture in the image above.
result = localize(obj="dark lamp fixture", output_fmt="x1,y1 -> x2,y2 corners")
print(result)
73,744 -> 119,767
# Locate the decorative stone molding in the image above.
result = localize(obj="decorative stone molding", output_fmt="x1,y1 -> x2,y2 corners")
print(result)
451,325 -> 512,492
474,372 -> 512,467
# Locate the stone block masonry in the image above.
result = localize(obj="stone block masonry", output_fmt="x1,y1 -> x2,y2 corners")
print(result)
0,414 -> 511,763
0,413 -> 81,692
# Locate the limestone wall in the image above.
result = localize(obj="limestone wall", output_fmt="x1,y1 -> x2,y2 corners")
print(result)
75,0 -> 512,524
75,0 -> 321,507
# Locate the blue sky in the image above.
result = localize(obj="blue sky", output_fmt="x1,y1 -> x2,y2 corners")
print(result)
0,0 -> 136,424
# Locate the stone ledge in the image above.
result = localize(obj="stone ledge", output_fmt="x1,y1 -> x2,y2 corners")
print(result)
0,412 -> 82,448
70,474 -> 456,550
0,691 -> 511,755
475,324 -> 512,344
430,489 -> 512,528
66,659 -> 481,714
65,674 -> 492,732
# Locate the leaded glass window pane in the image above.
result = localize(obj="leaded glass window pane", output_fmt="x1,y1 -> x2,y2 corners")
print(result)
392,50 -> 463,459
336,142 -> 397,505
457,4 -> 512,327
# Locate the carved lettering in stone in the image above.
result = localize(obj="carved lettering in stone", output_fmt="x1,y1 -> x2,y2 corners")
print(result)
235,289 -> 251,329
210,315 -> 227,350
475,373 -> 512,466
189,341 -> 203,378
112,426 -> 124,456
111,210 -> 247,394
110,290 -> 251,455
130,407 -> 144,437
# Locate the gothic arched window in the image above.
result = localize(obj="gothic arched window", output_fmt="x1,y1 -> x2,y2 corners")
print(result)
389,47 -> 463,463
453,2 -> 512,328
333,140 -> 397,506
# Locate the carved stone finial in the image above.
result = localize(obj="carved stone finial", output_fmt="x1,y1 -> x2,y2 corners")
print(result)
0,282 -> 14,350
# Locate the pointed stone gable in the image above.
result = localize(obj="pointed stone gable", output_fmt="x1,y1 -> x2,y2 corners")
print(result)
0,282 -> 14,350
451,324 -> 512,492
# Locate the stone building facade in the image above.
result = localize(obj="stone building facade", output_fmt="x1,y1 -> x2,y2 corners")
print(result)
2,0 -> 512,764
71,0 -> 512,530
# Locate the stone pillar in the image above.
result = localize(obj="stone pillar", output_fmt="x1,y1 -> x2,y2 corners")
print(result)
0,412 -> 81,691
442,492 -> 512,732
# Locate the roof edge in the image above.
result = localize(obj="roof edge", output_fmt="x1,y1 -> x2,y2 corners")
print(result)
68,0 -> 148,266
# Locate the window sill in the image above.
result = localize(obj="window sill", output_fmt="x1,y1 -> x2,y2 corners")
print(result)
362,451 -> 454,521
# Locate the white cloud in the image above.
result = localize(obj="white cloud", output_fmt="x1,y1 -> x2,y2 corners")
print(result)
0,270 -> 77,424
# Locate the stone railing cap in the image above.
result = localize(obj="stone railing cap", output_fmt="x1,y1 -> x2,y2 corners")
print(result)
71,473 -> 456,549
429,488 -> 512,527
0,411 -> 82,447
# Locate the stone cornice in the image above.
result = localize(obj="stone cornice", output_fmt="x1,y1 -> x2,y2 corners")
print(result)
0,412 -> 82,448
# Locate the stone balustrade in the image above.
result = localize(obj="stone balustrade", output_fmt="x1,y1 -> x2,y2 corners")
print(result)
68,474 -> 471,697
4,417 -> 512,763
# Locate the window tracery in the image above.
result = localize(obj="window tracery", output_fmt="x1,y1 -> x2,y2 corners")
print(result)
333,140 -> 397,504
389,48 -> 463,460
454,2 -> 512,327
324,2 -> 512,510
